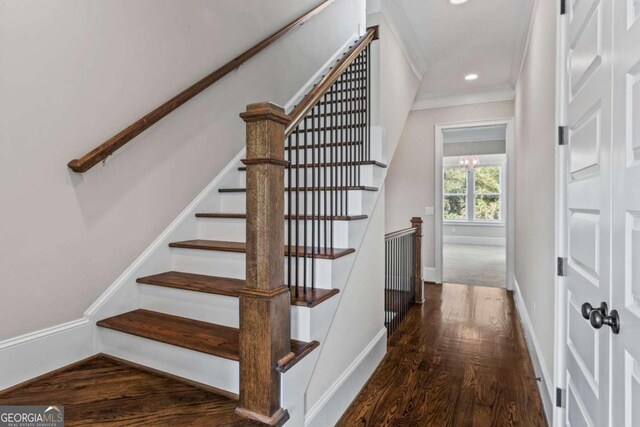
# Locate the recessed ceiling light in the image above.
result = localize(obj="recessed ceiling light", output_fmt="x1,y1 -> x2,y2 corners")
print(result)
449,0 -> 470,5
464,73 -> 479,81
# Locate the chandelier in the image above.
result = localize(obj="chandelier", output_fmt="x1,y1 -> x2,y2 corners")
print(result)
458,155 -> 479,172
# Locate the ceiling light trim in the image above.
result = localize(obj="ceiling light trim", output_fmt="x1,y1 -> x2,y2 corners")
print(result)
411,88 -> 515,111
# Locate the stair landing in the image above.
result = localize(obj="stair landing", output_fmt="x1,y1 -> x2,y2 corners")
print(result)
0,356 -> 260,426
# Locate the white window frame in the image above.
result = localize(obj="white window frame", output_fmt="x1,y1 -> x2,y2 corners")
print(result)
443,159 -> 506,226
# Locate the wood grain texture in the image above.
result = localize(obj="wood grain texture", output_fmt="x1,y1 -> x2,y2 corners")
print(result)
338,283 -> 548,427
136,271 -> 339,307
168,239 -> 355,259
237,102 -> 290,424
411,217 -> 424,304
0,356 -> 260,426
66,0 -> 335,173
137,271 -> 246,297
97,309 -> 316,372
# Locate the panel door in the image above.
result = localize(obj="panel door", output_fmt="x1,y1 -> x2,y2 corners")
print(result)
563,0 -> 614,424
611,0 -> 640,425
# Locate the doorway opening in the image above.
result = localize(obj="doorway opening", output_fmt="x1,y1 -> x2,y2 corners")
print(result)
435,119 -> 515,289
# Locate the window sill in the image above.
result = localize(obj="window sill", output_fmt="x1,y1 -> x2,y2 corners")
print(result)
443,221 -> 505,227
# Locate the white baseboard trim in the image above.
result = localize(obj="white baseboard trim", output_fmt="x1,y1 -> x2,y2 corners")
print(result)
443,235 -> 506,246
0,318 -> 94,390
423,267 -> 437,283
305,327 -> 387,427
512,277 -> 553,426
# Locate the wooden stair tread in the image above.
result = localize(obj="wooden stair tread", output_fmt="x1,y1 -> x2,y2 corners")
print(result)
137,271 -> 245,297
97,309 -> 318,371
169,240 -> 355,259
195,213 -> 368,221
237,160 -> 386,171
219,186 -> 378,193
137,271 -> 339,307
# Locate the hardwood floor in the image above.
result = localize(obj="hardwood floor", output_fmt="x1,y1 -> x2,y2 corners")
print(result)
338,283 -> 548,427
0,356 -> 258,426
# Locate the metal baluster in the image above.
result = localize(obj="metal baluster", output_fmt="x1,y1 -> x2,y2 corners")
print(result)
311,106 -> 316,292
287,135 -> 292,292
295,131 -> 300,298
367,44 -> 371,159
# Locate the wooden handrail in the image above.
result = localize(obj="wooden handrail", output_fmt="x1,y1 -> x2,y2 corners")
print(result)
67,0 -> 335,173
285,26 -> 378,137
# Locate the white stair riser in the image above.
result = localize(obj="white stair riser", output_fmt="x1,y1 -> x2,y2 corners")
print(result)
237,164 -> 382,187
98,328 -> 239,394
219,190 -> 368,216
171,247 -> 348,287
284,134 -> 386,164
138,284 -> 327,342
197,217 -> 350,247
139,284 -> 239,328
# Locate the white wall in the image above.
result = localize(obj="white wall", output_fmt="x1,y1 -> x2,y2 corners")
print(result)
0,0 -> 364,341
367,12 -> 421,161
305,190 -> 386,426
514,0 -> 557,382
385,101 -> 514,270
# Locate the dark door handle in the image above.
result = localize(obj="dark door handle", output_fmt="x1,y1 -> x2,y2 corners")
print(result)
581,302 -> 608,320
590,307 -> 621,334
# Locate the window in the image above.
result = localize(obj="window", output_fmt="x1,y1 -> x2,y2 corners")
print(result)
443,164 -> 503,223
443,167 -> 467,220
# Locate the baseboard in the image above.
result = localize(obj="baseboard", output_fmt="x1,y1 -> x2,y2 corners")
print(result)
423,267 -> 437,283
512,277 -> 553,426
305,327 -> 387,427
443,235 -> 506,246
0,318 -> 94,391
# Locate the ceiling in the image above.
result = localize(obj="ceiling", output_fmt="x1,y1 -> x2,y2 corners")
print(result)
371,0 -> 536,109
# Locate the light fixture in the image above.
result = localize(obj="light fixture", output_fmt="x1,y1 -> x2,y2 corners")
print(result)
449,0 -> 470,4
464,73 -> 479,81
458,155 -> 479,172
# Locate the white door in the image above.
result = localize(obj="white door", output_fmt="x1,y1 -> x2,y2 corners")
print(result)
610,0 -> 640,425
562,0 -> 613,424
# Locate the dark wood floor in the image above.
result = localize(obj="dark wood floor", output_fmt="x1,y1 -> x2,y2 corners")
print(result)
338,283 -> 548,427
0,356 -> 258,426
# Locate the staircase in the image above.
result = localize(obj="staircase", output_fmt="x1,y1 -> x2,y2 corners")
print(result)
84,28 -> 383,425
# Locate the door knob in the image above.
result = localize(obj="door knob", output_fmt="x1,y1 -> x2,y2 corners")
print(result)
590,307 -> 621,334
581,302 -> 608,320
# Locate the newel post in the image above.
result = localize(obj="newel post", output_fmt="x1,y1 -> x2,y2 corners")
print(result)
236,102 -> 291,425
411,217 -> 424,304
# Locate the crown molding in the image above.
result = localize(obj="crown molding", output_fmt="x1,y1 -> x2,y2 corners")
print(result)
367,1 -> 428,81
511,0 -> 540,86
411,88 -> 515,111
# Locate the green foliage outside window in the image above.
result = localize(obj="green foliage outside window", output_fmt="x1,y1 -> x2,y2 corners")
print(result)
474,166 -> 501,220
443,164 -> 502,222
443,167 -> 467,220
